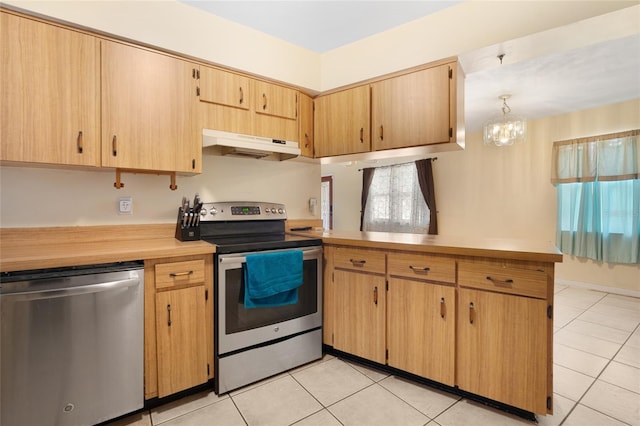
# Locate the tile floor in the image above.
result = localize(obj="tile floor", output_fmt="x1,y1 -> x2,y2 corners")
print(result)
110,285 -> 640,426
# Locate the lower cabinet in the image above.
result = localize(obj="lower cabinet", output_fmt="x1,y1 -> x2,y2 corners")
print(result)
144,254 -> 214,399
387,278 -> 455,386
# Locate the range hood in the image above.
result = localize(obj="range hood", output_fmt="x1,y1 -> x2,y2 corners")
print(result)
202,129 -> 300,161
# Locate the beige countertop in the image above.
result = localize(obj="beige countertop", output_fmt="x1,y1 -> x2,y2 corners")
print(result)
0,224 -> 216,272
296,230 -> 563,263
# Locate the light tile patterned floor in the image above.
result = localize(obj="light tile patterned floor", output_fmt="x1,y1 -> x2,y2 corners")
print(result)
110,285 -> 640,426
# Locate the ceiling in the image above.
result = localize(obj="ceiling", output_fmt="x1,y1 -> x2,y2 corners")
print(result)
181,1 -> 640,133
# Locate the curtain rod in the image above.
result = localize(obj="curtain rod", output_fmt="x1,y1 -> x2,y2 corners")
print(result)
357,157 -> 437,172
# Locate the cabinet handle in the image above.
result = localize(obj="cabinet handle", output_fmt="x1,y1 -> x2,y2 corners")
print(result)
192,159 -> 196,170
169,270 -> 194,277
409,265 -> 430,273
262,93 -> 267,110
373,286 -> 378,305
380,125 -> 384,141
77,131 -> 83,154
304,133 -> 310,148
112,135 -> 117,156
239,87 -> 244,105
360,127 -> 364,143
469,302 -> 475,324
349,259 -> 366,266
440,297 -> 445,318
167,304 -> 172,326
486,276 -> 514,285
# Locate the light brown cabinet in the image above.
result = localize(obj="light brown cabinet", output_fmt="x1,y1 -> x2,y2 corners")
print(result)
101,41 -> 200,173
1,12 -> 100,167
371,64 -> 452,150
298,92 -> 315,158
314,86 -> 371,157
144,255 -> 214,399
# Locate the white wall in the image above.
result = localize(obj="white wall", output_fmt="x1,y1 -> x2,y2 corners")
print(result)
323,99 -> 640,292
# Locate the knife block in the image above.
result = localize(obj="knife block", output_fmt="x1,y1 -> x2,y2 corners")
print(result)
175,207 -> 201,241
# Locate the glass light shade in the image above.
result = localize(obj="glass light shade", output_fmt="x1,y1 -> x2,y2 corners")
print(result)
483,113 -> 526,146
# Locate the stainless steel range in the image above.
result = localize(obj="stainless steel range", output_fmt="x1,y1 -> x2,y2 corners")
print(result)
198,201 -> 323,394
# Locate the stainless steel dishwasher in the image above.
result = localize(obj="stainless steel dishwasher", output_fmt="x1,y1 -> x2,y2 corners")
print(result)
1,261 -> 144,426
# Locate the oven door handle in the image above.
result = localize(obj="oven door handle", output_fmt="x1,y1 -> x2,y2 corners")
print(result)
219,247 -> 323,265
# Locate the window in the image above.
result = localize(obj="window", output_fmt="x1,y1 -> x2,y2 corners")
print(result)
363,163 -> 430,233
552,130 -> 639,264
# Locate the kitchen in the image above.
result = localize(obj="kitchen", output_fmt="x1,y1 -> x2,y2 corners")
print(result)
1,1 -> 639,425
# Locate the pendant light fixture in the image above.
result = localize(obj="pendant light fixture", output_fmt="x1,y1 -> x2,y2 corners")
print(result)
483,54 -> 527,147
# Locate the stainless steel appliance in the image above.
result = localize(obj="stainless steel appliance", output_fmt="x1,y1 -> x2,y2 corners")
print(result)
1,261 -> 144,426
199,201 -> 323,394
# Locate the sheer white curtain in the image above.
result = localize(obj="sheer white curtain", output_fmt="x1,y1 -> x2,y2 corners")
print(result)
363,163 -> 430,233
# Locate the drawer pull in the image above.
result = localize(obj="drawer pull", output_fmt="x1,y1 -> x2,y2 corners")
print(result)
170,270 -> 194,277
77,131 -> 83,154
350,259 -> 366,266
239,87 -> 244,104
440,297 -> 445,318
486,276 -> 514,285
409,265 -> 430,272
167,304 -> 172,326
373,286 -> 378,305
469,302 -> 475,324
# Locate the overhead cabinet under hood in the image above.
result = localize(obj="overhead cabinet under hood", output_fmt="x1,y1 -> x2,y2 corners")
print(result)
202,129 -> 300,161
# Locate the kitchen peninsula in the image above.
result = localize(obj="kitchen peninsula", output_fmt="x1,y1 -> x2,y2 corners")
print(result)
307,229 -> 562,416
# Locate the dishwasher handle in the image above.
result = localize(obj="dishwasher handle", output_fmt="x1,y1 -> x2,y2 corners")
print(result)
2,276 -> 141,302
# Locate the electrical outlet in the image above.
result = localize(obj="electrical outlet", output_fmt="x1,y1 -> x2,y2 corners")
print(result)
118,197 -> 133,215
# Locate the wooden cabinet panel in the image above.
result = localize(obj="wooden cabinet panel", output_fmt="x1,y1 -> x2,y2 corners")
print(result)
298,92 -> 314,158
323,246 -> 335,345
199,66 -> 250,110
388,252 -> 455,284
334,247 -> 386,274
458,259 -> 548,299
101,41 -> 199,173
314,86 -> 370,157
155,286 -> 208,397
371,65 -> 451,151
457,288 -> 548,414
388,279 -> 455,385
1,12 -> 100,166
253,80 -> 297,120
334,270 -> 386,364
155,259 -> 205,290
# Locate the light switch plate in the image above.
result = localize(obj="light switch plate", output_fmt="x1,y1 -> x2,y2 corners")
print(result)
118,197 -> 133,215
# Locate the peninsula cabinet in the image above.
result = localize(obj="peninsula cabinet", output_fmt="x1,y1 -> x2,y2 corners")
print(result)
1,11 -> 100,167
371,64 -> 452,150
314,86 -> 371,157
101,41 -> 200,173
144,255 -> 214,399
332,248 -> 386,364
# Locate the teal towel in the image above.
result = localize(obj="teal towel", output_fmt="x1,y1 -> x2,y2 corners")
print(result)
243,250 -> 303,308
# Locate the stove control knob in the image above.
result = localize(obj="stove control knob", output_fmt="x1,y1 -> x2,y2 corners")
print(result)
278,208 -> 284,214
200,208 -> 207,217
271,208 -> 277,213
210,207 -> 217,215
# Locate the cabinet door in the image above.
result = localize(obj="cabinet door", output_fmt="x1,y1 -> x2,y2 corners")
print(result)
371,65 -> 451,151
155,286 -> 208,397
314,86 -> 370,157
102,41 -> 199,173
333,270 -> 385,364
388,279 -> 455,385
199,66 -> 252,135
298,92 -> 314,158
457,288 -> 548,414
1,12 -> 100,166
252,80 -> 298,141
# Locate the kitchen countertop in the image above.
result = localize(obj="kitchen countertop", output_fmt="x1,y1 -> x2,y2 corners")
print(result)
294,229 -> 563,263
0,224 -> 216,272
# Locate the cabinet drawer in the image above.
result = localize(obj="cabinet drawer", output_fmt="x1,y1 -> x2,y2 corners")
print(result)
155,259 -> 205,289
334,248 -> 385,275
458,261 -> 547,299
388,253 -> 455,284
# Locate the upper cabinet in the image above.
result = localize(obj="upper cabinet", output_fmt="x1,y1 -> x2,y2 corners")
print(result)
371,64 -> 452,150
314,86 -> 371,157
198,66 -> 298,142
101,41 -> 200,173
298,92 -> 314,158
1,12 -> 100,167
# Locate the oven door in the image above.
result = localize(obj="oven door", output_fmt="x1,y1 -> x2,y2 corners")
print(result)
216,246 -> 322,355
